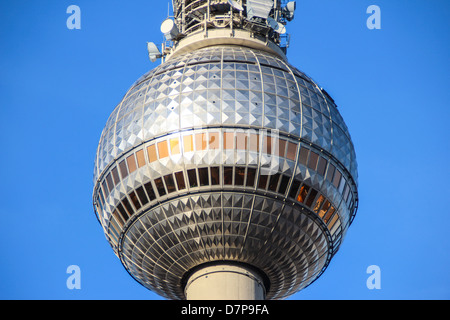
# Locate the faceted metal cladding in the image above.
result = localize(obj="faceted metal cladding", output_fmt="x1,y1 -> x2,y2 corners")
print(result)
93,46 -> 358,300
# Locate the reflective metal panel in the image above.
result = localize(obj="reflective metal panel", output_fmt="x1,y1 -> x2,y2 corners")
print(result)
93,46 -> 359,300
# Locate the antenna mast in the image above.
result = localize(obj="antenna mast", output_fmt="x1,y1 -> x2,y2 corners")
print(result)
148,0 -> 297,62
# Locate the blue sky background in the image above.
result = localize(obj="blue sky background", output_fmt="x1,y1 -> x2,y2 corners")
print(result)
1,0 -> 449,300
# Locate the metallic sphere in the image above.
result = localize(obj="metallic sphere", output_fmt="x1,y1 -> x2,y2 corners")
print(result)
93,45 -> 358,300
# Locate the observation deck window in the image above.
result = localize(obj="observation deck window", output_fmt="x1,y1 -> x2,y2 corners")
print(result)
164,174 -> 177,193
175,171 -> 186,190
154,177 -> 167,196
136,186 -> 149,206
144,182 -> 157,201
246,167 -> 257,187
210,167 -> 220,185
187,169 -> 198,187
198,167 -> 209,186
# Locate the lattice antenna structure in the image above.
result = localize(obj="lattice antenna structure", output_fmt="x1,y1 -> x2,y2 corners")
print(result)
148,0 -> 297,63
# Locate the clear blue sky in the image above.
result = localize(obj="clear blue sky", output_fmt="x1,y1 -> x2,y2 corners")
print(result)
1,0 -> 449,300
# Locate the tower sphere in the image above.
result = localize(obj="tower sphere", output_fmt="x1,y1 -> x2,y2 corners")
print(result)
93,1 -> 358,300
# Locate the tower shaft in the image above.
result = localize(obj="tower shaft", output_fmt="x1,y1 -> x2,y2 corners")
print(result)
185,264 -> 266,300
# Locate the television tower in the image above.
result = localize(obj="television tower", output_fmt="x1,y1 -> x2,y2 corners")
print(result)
93,0 -> 358,300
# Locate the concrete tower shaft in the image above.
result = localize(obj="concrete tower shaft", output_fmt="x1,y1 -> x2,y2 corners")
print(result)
185,263 -> 266,300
